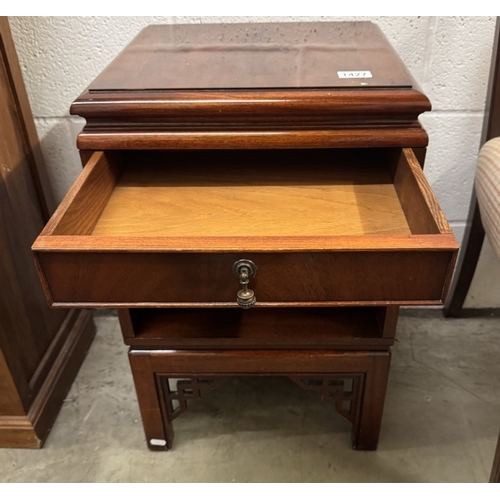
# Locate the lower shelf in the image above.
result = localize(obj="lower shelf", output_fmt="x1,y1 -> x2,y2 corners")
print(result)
120,306 -> 395,350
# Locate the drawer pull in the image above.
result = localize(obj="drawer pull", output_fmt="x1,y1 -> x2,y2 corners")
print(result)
232,259 -> 258,309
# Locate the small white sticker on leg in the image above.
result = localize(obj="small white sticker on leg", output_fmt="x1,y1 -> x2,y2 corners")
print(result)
150,439 -> 167,446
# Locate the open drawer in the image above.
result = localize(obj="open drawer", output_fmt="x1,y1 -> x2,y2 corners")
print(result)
33,148 -> 458,308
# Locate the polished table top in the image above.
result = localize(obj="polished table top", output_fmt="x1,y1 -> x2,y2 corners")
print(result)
71,22 -> 430,151
88,22 -> 413,92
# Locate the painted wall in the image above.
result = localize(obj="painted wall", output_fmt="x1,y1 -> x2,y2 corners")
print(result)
8,16 -> 500,306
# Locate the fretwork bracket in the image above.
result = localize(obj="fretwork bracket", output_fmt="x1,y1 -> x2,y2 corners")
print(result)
289,375 -> 364,424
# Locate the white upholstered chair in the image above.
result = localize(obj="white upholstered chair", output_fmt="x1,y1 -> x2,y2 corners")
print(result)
475,138 -> 500,261
473,138 -> 500,482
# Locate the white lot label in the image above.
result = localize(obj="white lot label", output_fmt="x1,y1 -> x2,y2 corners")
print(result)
150,438 -> 167,446
337,71 -> 373,79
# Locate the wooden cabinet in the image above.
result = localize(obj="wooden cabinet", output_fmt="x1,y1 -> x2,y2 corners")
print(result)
33,21 -> 458,451
0,17 -> 95,448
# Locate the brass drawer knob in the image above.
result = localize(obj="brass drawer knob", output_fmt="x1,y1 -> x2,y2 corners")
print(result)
232,259 -> 258,309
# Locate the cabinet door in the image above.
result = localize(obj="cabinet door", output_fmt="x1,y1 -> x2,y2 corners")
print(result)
0,17 -> 94,448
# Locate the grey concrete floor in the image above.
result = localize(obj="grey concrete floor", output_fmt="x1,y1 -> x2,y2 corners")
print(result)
1,309 -> 500,482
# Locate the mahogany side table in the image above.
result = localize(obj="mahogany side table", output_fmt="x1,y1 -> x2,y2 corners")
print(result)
32,22 -> 458,451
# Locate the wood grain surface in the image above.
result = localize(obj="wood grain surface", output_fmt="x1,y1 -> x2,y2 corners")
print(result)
32,147 -> 457,307
0,17 -> 95,448
76,126 -> 430,151
92,149 -> 411,238
51,152 -> 121,236
122,306 -> 394,350
71,22 -> 431,151
88,22 -> 413,91
130,347 -> 391,450
60,21 -> 449,455
392,148 -> 452,234
35,250 -> 454,306
39,148 -> 454,244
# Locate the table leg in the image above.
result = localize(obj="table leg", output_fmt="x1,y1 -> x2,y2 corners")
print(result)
351,351 -> 391,450
129,350 -> 173,450
129,349 -> 391,451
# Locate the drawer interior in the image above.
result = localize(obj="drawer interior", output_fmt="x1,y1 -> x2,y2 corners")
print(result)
50,148 -> 448,239
92,149 -> 410,237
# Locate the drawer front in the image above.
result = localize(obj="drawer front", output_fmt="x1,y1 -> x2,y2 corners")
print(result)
36,250 -> 454,307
